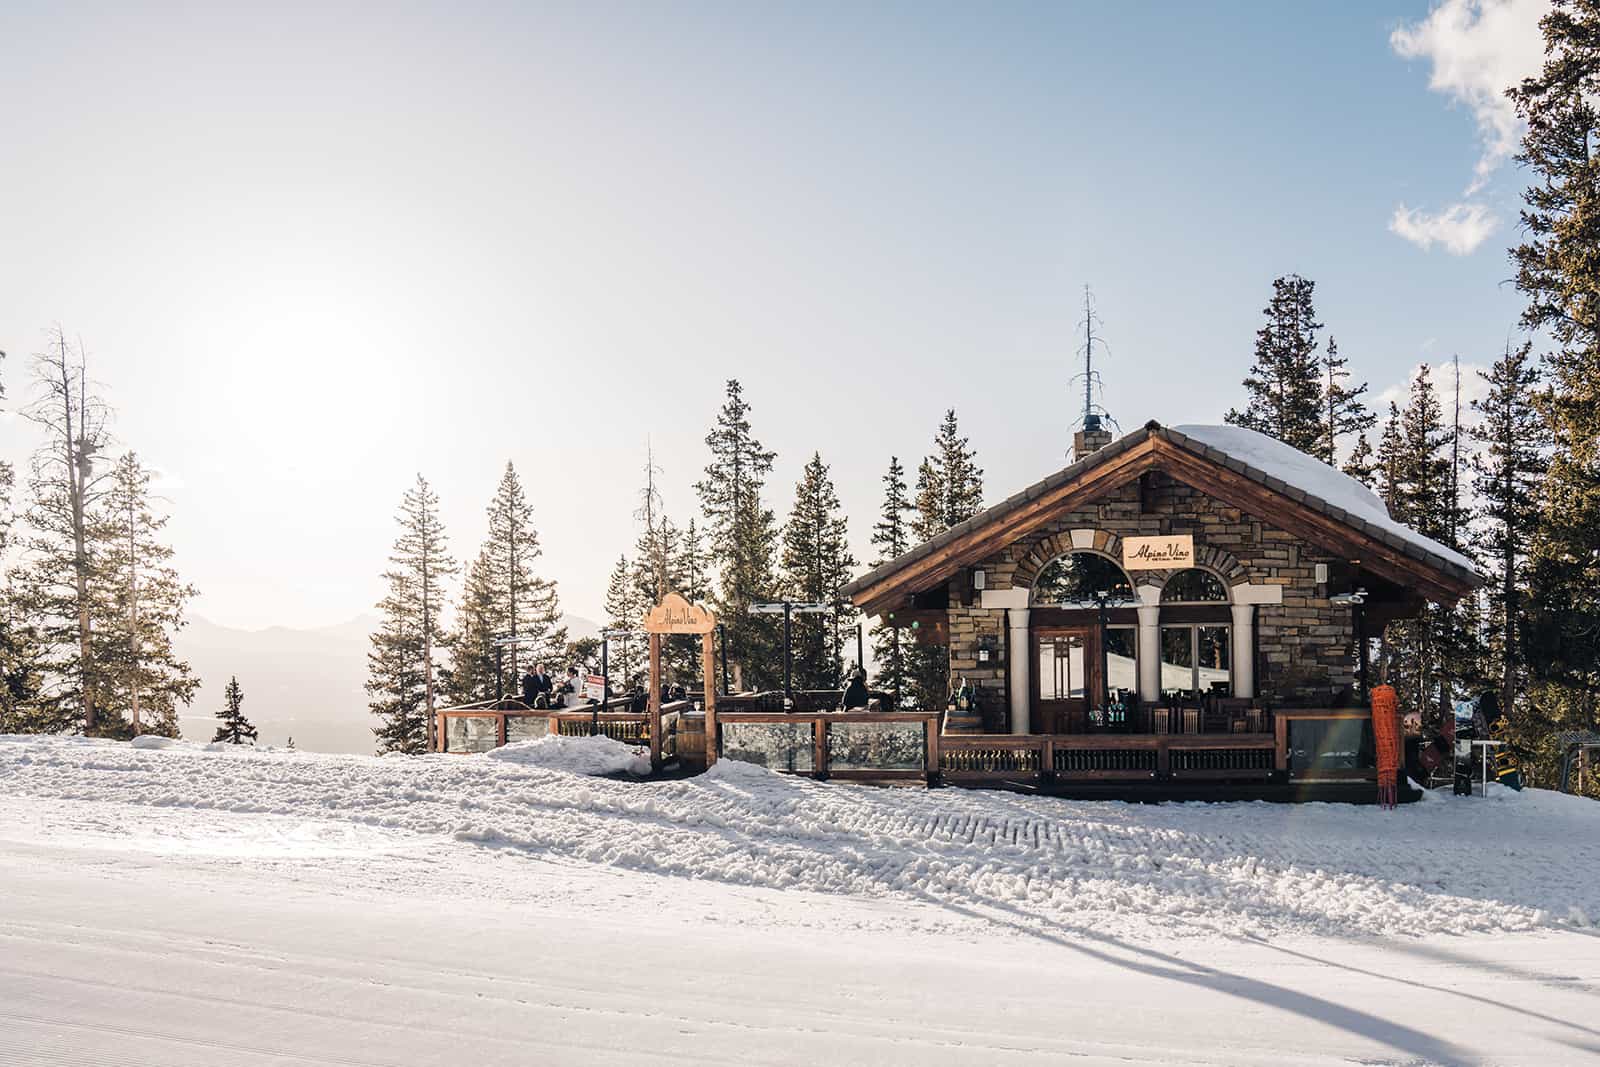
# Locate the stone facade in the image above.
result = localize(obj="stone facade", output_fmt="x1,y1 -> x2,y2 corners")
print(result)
952,471 -> 1356,706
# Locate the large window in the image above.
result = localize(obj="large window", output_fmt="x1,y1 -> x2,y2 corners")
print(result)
1033,552 -> 1134,607
1104,626 -> 1137,699
1161,568 -> 1229,603
1160,624 -> 1231,701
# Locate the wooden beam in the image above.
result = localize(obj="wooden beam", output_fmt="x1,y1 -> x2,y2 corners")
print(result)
1151,442 -> 1471,603
849,437 -> 1163,610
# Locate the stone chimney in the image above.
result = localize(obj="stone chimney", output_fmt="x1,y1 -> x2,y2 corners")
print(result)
1072,414 -> 1112,462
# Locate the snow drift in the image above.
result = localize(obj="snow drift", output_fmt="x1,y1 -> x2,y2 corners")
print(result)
484,733 -> 652,776
1,735 -> 1594,943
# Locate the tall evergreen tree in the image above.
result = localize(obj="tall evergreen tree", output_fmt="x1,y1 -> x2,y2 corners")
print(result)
603,554 -> 648,689
212,676 -> 256,745
89,452 -> 199,737
780,453 -> 856,689
870,456 -> 912,698
470,462 -> 566,683
15,329 -> 115,733
1225,274 -> 1327,455
1319,336 -> 1376,466
446,553 -> 498,704
1343,433 -> 1377,489
676,519 -> 708,603
367,475 -> 456,754
1375,402 -> 1405,512
1470,341 -> 1548,734
907,410 -> 985,708
1509,0 -> 1600,747
694,380 -> 781,690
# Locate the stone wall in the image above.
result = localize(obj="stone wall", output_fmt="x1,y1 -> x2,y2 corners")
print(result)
956,471 -> 1355,705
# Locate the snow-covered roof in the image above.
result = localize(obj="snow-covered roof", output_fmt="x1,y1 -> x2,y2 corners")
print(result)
1168,424 -> 1478,577
841,420 -> 1481,606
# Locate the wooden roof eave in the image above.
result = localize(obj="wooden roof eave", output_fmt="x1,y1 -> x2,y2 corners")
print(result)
1150,441 -> 1475,605
851,437 -> 1164,616
851,433 -> 1476,616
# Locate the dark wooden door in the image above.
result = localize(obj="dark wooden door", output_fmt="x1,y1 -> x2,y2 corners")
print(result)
1033,626 -> 1099,734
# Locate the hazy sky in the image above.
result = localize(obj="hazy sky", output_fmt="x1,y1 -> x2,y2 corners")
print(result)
0,1 -> 1545,630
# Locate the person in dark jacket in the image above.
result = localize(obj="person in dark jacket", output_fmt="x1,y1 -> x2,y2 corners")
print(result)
520,669 -> 539,705
840,668 -> 870,710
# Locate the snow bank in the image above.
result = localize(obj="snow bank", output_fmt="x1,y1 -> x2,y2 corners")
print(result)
129,735 -> 185,750
484,734 -> 651,776
1173,424 -> 1478,574
2,736 -> 1595,942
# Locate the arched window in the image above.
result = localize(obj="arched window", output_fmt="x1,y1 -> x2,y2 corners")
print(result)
1032,552 -> 1135,607
1160,568 -> 1229,603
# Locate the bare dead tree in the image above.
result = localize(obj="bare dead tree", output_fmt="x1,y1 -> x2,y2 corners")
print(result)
20,327 -> 115,732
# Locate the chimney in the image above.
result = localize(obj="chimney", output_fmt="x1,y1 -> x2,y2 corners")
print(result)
1072,413 -> 1112,462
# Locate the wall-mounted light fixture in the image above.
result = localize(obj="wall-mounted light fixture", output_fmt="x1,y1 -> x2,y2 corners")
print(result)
972,568 -> 987,591
1314,563 -> 1329,584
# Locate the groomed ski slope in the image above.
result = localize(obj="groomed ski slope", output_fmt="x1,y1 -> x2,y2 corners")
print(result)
2,734 -> 1592,941
2,734 -> 1599,1066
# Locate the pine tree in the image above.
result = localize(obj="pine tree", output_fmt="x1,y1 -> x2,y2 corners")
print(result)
694,380 -> 781,690
907,411 -> 984,708
1377,367 -> 1471,728
677,519 -> 709,602
367,475 -> 456,754
212,676 -> 256,745
780,453 -> 856,690
88,452 -> 199,737
870,456 -> 912,697
1375,403 -> 1405,514
1225,275 -> 1327,456
15,329 -> 115,733
1320,336 -> 1376,466
1470,342 -> 1548,734
1510,1 -> 1600,746
0,572 -> 48,735
603,554 -> 648,690
458,462 -> 567,692
446,553 -> 496,704
1343,433 -> 1377,489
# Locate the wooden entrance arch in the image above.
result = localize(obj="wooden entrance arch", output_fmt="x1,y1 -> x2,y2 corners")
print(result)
642,592 -> 718,770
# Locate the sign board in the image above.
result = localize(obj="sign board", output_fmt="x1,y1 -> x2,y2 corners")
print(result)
1121,534 -> 1195,571
643,591 -> 717,635
583,674 -> 606,702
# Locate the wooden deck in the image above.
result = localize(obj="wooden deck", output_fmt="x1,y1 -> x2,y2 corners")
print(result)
435,702 -> 1388,801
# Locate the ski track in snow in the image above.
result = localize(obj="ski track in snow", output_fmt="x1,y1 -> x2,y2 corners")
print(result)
1,734 -> 1594,944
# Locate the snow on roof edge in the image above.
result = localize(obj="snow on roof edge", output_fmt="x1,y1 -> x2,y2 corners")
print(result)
1169,424 -> 1479,579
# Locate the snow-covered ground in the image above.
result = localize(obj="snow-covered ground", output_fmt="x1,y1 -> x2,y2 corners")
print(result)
2,735 -> 1598,1066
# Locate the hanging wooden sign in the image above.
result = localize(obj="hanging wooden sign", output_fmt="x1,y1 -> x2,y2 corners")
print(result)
642,591 -> 717,635
1122,534 -> 1195,571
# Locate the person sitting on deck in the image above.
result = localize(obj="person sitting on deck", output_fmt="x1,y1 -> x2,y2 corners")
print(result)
840,667 -> 870,710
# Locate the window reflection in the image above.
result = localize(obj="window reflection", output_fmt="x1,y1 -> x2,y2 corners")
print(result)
1160,625 -> 1232,701
1033,552 -> 1135,607
1161,569 -> 1229,603
1038,634 -> 1086,700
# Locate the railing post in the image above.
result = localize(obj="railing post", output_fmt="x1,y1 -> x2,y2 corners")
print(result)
925,716 -> 940,785
1041,737 -> 1056,784
813,719 -> 827,779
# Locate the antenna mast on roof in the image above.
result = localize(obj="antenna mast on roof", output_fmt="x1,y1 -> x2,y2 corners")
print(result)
1069,285 -> 1117,452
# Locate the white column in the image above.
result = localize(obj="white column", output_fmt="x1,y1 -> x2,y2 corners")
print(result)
1231,603 -> 1255,699
1137,605 -> 1161,703
1007,607 -> 1031,735
1135,585 -> 1162,704
1227,583 -> 1280,701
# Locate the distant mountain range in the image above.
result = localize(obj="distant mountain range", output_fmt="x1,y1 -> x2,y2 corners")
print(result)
174,613 -> 600,754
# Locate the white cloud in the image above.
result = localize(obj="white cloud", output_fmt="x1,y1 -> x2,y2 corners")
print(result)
1377,359 -> 1492,422
1388,0 -> 1549,253
1390,0 -> 1549,183
1388,201 -> 1499,254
